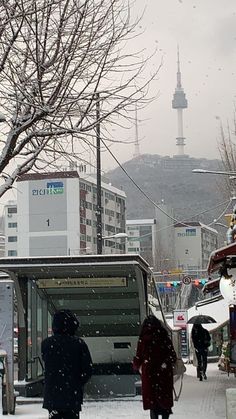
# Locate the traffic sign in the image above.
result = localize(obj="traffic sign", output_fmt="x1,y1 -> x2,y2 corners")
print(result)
182,275 -> 192,285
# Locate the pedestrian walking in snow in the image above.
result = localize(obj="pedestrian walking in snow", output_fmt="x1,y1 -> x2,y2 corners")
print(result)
133,315 -> 177,419
191,324 -> 211,381
42,309 -> 92,419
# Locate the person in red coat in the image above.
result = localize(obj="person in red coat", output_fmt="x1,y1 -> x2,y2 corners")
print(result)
133,315 -> 177,419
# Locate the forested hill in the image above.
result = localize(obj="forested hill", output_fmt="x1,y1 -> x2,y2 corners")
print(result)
107,154 -> 228,224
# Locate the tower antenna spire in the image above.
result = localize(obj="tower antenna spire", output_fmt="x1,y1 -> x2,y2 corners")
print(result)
134,103 -> 140,158
177,44 -> 181,88
172,46 -> 188,156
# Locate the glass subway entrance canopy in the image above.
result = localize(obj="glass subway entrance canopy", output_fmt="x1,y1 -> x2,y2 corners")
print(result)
0,254 -> 161,397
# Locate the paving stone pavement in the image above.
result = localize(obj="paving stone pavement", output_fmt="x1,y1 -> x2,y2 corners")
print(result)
173,363 -> 236,418
7,363 -> 236,418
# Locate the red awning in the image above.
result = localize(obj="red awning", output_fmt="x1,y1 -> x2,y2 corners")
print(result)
207,242 -> 236,275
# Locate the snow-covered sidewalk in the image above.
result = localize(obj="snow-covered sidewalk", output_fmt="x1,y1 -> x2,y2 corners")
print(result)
6,363 -> 236,418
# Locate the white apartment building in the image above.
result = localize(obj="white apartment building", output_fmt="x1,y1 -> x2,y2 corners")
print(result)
4,171 -> 126,257
155,204 -> 175,271
126,219 -> 158,268
126,205 -> 176,271
174,222 -> 218,270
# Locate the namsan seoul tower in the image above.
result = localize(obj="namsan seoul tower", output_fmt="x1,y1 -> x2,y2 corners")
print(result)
172,47 -> 188,156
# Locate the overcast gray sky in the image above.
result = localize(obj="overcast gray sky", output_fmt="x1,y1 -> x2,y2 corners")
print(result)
101,0 -> 236,171
2,0 -> 236,210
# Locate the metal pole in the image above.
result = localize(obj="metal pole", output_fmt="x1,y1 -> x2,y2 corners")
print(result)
96,93 -> 102,254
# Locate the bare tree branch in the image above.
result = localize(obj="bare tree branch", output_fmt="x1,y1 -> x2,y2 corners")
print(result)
218,116 -> 236,198
0,0 -> 159,197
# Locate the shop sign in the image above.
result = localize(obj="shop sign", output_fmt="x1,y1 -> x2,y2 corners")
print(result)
173,309 -> 188,327
37,277 -> 127,288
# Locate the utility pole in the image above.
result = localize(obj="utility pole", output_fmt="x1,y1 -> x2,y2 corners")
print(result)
96,93 -> 102,254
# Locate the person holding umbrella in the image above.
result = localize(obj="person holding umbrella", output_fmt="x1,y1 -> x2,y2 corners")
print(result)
191,323 -> 211,381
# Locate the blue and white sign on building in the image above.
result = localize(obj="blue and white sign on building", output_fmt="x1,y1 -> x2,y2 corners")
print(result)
32,181 -> 64,196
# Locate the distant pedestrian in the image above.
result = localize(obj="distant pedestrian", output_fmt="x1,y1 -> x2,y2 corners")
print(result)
191,324 -> 211,381
42,309 -> 92,419
133,315 -> 177,419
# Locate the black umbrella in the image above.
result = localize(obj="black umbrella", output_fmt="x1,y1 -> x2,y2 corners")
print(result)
187,315 -> 216,324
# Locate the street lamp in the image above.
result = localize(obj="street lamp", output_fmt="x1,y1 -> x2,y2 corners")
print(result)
193,168 -> 236,214
102,233 -> 128,240
102,233 -> 128,255
192,169 -> 236,176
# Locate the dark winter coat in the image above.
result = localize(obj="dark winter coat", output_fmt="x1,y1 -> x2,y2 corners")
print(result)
133,317 -> 177,411
191,324 -> 211,351
41,310 -> 92,412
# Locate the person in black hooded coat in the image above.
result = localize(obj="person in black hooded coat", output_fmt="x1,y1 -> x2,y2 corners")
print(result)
41,309 -> 92,419
191,324 -> 211,381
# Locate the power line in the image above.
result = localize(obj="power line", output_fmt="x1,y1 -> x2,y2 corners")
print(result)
155,198 -> 231,233
101,139 -> 190,226
207,199 -> 232,226
102,138 -> 231,228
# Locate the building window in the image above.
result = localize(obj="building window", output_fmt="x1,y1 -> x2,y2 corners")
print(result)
80,217 -> 86,224
86,235 -> 92,242
8,222 -> 17,228
105,224 -> 115,233
105,192 -> 115,201
105,240 -> 115,247
8,207 -> 17,214
80,182 -> 86,190
80,200 -> 86,209
127,226 -> 137,230
8,250 -> 17,256
8,236 -> 17,242
86,219 -> 92,226
105,209 -> 114,217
